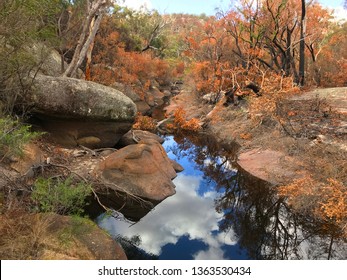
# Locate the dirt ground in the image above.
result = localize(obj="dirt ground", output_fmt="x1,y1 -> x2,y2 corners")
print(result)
165,87 -> 347,186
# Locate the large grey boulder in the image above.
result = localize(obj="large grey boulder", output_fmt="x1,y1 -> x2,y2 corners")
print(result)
27,43 -> 66,77
111,82 -> 141,102
111,82 -> 151,115
28,74 -> 137,148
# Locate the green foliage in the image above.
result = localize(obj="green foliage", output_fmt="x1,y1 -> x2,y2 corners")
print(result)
0,117 -> 42,160
108,5 -> 169,55
0,0 -> 66,114
0,0 -> 62,47
31,177 -> 92,215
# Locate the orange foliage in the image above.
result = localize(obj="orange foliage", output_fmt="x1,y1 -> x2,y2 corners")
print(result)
167,107 -> 202,133
244,66 -> 301,122
132,113 -> 157,131
90,15 -> 178,98
320,179 -> 347,225
239,133 -> 252,140
91,45 -> 175,98
279,176 -> 347,237
174,62 -> 185,76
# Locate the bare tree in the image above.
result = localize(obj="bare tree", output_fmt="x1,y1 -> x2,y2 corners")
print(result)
63,0 -> 111,78
299,0 -> 306,86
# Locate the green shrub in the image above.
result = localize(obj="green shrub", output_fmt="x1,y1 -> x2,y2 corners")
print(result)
31,177 -> 92,215
0,117 -> 42,160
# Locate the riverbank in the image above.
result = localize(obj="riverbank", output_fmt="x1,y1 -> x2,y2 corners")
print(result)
1,83 -> 346,259
166,86 -> 347,184
165,86 -> 347,236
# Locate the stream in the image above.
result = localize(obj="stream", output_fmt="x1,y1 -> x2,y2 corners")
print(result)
97,133 -> 347,260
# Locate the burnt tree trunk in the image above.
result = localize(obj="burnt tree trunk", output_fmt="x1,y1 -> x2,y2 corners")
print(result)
299,0 -> 306,86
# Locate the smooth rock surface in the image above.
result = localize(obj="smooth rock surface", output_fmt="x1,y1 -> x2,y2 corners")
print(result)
26,75 -> 137,148
91,139 -> 178,221
30,75 -> 136,121
237,149 -> 305,185
117,130 -> 165,147
94,139 -> 177,202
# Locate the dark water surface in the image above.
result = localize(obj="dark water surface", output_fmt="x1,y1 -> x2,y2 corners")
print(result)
97,134 -> 347,260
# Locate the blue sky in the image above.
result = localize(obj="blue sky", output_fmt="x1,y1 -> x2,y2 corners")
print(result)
122,0 -> 346,15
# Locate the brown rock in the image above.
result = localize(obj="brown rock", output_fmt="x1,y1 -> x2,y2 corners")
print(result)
145,94 -> 156,107
149,87 -> 165,103
135,101 -> 151,115
237,149 -> 305,185
118,130 -> 165,147
170,159 -> 184,173
95,139 -> 177,202
111,82 -> 141,102
145,88 -> 165,107
162,90 -> 172,97
37,116 -> 132,148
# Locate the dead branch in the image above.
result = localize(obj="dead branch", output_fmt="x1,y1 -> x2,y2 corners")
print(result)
78,144 -> 97,156
156,118 -> 171,128
44,162 -> 153,213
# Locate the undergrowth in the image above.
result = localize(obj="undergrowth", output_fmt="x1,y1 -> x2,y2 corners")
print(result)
31,177 -> 92,215
0,117 -> 43,161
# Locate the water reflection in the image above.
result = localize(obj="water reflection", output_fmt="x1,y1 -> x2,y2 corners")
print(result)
98,173 -> 244,259
97,134 -> 347,260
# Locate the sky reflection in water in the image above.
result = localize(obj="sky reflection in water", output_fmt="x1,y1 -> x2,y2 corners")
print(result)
98,136 -> 248,260
98,135 -> 347,260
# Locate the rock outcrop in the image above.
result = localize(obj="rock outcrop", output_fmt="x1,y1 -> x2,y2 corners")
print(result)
291,87 -> 347,115
170,159 -> 184,173
237,149 -> 306,185
93,139 -> 177,220
145,87 -> 165,107
111,82 -> 169,115
27,75 -> 137,148
117,130 -> 165,147
28,43 -> 84,78
0,213 -> 127,260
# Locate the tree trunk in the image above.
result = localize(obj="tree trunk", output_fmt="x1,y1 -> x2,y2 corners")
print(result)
285,27 -> 292,76
75,13 -> 102,77
62,0 -> 108,78
85,16 -> 96,81
299,0 -> 306,86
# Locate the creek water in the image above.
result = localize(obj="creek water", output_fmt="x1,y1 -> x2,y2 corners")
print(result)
97,133 -> 347,260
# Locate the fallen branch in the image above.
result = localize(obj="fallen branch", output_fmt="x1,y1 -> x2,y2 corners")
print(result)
78,145 -> 97,156
94,148 -> 117,153
43,161 -> 153,215
156,117 -> 171,128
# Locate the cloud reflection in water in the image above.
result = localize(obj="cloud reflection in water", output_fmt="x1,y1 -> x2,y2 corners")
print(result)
98,173 -> 238,259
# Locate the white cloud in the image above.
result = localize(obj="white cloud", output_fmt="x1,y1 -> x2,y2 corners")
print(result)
98,173 -> 238,259
121,0 -> 153,11
194,246 -> 225,260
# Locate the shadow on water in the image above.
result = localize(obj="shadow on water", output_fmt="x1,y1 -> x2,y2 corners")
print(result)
97,132 -> 347,260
